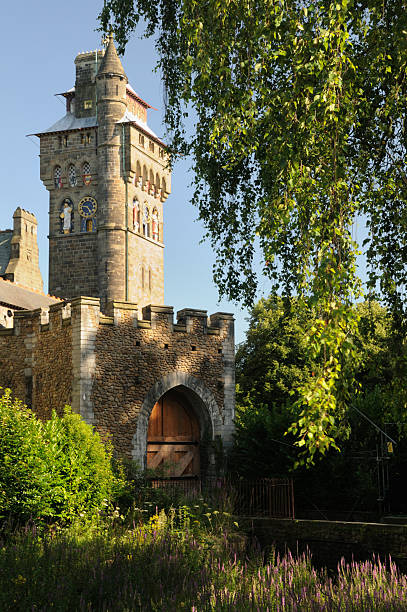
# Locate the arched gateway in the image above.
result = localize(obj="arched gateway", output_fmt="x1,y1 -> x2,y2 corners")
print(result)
132,372 -> 220,473
147,389 -> 200,477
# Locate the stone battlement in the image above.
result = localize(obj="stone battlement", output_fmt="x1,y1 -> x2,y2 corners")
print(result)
75,49 -> 104,62
0,298 -> 234,338
0,296 -> 235,463
13,207 -> 38,224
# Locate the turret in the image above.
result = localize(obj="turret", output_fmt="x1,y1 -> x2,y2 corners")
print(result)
74,50 -> 103,118
4,208 -> 43,292
96,33 -> 129,306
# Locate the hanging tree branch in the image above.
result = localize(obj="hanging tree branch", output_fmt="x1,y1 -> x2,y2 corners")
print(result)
99,0 -> 407,464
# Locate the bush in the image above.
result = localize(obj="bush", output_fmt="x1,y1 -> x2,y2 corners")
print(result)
0,388 -> 122,523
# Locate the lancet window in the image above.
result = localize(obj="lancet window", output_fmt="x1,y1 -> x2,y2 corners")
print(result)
54,165 -> 62,189
68,164 -> 77,187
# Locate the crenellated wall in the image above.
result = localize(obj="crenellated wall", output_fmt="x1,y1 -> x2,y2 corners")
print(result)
0,302 -> 72,415
1,208 -> 43,292
91,302 -> 235,460
0,297 -> 235,464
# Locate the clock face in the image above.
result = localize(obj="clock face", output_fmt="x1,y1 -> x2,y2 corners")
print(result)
78,196 -> 98,218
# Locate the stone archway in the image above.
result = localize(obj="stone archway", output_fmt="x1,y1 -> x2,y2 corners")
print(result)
147,389 -> 201,477
132,372 -> 220,470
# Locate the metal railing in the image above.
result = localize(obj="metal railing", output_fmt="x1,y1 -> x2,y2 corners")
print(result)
149,476 -> 295,519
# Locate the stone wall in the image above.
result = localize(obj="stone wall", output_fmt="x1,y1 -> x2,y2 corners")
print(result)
49,233 -> 98,300
245,517 -> 407,572
127,230 -> 164,308
0,297 -> 235,466
0,315 -> 27,399
88,301 -> 235,462
32,303 -> 73,419
3,208 -> 43,292
0,303 -> 72,416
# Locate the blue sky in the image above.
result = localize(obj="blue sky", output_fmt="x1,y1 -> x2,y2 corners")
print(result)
0,1 -> 262,344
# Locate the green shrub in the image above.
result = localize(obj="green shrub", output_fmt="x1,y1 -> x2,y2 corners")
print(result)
0,388 -> 122,523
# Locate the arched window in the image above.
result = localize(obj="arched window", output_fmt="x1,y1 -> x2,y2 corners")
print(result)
155,173 -> 161,199
80,216 -> 96,233
161,177 -> 166,200
132,198 -> 140,232
82,161 -> 91,185
54,165 -> 62,189
68,164 -> 77,187
152,208 -> 159,242
135,161 -> 142,188
142,166 -> 148,191
143,204 -> 150,238
149,170 -> 155,195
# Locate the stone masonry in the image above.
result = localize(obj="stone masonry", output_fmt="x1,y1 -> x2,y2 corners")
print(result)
0,299 -> 235,468
1,208 -> 43,292
35,35 -> 170,310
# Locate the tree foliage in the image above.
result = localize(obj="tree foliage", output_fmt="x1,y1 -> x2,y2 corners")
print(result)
0,389 -> 121,523
99,1 -> 407,461
234,297 -> 394,460
231,298 -> 407,514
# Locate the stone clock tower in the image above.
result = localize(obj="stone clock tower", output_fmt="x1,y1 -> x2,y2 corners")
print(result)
34,34 -> 171,309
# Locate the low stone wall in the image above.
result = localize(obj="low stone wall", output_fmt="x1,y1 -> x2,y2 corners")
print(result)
243,517 -> 407,572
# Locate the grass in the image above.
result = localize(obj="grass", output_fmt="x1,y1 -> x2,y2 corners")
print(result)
1,501 -> 407,611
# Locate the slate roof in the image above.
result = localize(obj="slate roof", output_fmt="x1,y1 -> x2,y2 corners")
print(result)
0,279 -> 61,311
126,84 -> 154,109
118,109 -> 164,145
0,231 -> 12,275
97,33 -> 127,79
32,113 -> 97,136
33,107 -> 164,144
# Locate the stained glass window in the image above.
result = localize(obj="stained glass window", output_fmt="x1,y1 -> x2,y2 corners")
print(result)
54,166 -> 62,189
82,162 -> 91,185
68,164 -> 77,187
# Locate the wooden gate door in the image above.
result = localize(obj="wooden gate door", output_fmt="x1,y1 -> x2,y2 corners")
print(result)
147,390 -> 200,477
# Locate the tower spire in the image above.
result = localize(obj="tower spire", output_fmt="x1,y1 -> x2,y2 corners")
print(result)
97,31 -> 127,80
